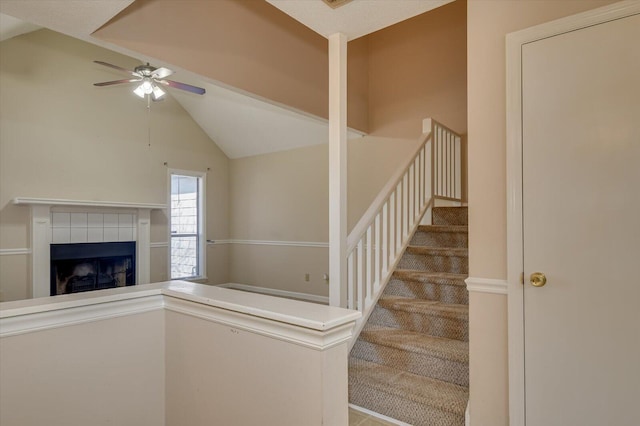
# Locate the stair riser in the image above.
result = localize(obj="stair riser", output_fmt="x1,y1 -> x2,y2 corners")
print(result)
351,340 -> 469,387
349,382 -> 465,426
385,278 -> 469,305
432,208 -> 468,226
397,253 -> 468,274
410,231 -> 468,248
369,306 -> 469,341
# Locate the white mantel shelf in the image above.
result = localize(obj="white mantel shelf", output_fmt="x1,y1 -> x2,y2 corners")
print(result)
12,197 -> 166,210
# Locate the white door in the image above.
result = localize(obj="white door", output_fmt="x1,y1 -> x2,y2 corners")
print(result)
521,11 -> 640,426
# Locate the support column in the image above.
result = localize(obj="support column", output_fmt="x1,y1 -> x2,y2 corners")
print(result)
328,33 -> 348,308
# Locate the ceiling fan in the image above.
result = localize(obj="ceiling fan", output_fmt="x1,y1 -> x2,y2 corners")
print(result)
93,61 -> 206,101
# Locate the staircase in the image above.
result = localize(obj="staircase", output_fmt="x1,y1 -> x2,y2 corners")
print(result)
349,206 -> 469,426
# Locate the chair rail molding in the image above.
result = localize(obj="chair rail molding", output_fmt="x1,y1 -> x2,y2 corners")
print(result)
465,277 -> 508,295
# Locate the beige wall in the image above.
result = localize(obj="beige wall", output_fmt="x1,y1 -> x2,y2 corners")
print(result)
165,309 -> 349,425
0,30 -> 230,301
94,0 -> 370,132
228,136 -> 420,295
368,0 -> 467,139
0,311 -> 165,426
467,1 -> 617,425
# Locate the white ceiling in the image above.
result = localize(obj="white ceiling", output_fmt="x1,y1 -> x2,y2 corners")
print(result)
266,0 -> 454,40
0,13 -> 40,42
0,0 -> 448,158
171,78 -> 363,159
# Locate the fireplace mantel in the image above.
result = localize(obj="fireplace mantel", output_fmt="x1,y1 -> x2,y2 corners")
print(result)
13,197 -> 167,299
13,197 -> 166,210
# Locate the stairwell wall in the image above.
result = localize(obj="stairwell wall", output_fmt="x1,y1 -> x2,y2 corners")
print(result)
467,1 -> 617,424
0,30 -> 230,302
228,136 -> 421,296
367,0 -> 467,139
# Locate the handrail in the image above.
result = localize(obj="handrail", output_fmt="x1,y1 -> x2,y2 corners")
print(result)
344,118 -> 463,345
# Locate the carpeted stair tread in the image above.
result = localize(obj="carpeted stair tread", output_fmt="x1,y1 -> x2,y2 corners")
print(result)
411,225 -> 468,248
360,324 -> 468,364
405,246 -> 468,257
378,295 -> 468,320
398,246 -> 469,274
432,207 -> 468,226
349,358 -> 468,418
392,270 -> 468,285
385,274 -> 469,305
416,225 -> 468,233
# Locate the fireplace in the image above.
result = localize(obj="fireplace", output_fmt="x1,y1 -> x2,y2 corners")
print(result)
50,242 -> 136,296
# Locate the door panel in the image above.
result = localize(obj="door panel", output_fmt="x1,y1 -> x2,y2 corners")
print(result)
522,14 -> 640,426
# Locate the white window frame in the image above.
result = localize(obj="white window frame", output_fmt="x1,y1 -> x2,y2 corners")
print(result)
168,168 -> 206,281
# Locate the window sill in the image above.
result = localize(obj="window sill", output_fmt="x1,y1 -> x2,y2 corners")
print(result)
172,276 -> 208,284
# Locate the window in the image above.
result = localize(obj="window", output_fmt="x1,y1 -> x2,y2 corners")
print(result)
169,170 -> 205,280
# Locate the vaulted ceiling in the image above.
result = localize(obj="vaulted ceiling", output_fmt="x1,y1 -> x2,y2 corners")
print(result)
0,0 -> 452,158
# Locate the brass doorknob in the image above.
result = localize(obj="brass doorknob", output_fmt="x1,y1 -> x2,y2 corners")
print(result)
530,272 -> 547,287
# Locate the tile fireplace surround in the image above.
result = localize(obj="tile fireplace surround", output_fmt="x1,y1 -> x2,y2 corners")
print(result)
12,198 -> 166,298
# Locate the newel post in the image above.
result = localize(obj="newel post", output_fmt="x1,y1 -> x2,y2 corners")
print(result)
328,33 -> 348,308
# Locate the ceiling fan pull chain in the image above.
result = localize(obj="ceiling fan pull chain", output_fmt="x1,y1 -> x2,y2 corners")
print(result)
147,95 -> 151,148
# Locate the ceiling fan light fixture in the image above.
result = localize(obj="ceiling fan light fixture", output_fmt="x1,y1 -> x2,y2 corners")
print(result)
152,85 -> 166,100
141,78 -> 154,94
133,85 -> 146,98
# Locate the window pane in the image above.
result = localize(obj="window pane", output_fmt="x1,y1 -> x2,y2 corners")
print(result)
170,173 -> 201,279
171,236 -> 198,279
171,175 -> 198,235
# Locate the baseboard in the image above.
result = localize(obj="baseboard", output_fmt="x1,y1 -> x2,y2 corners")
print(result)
348,404 -> 411,426
465,277 -> 508,295
216,283 -> 329,304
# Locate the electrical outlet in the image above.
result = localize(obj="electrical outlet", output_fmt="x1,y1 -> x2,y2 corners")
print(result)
304,273 -> 310,282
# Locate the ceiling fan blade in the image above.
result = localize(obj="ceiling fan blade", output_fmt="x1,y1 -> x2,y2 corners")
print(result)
159,79 -> 206,95
152,67 -> 174,79
94,78 -> 141,87
94,60 -> 140,77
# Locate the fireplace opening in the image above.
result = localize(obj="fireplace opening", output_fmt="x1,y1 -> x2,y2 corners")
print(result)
50,242 -> 136,296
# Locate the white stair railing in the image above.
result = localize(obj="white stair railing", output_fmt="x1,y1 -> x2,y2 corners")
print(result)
345,118 -> 463,344
432,120 -> 465,202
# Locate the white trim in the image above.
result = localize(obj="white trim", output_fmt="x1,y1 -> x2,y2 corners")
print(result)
0,282 -> 360,351
12,197 -> 166,210
228,239 -> 328,248
164,297 -> 352,350
505,3 -> 640,425
150,242 -> 169,248
348,404 -> 410,426
466,401 -> 470,426
0,248 -> 31,256
217,283 -> 329,304
207,239 -> 230,245
0,295 -> 164,337
168,169 -> 207,281
465,277 -> 508,295
328,32 -> 348,308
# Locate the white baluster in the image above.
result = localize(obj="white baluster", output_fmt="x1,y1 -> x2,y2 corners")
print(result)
374,213 -> 381,293
382,201 -> 389,275
357,238 -> 364,312
366,225 -> 373,307
347,251 -> 354,309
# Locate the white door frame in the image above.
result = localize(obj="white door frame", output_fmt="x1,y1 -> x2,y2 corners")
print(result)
505,2 -> 640,425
